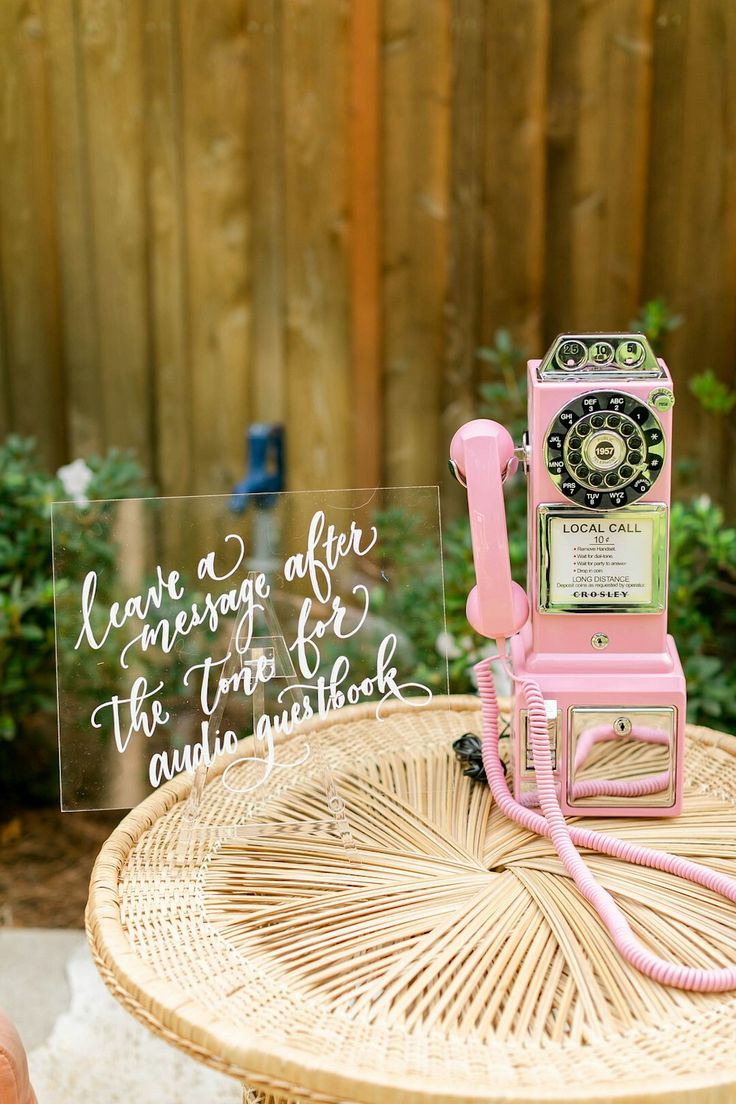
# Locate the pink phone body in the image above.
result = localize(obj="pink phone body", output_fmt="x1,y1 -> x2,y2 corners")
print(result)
451,334 -> 686,817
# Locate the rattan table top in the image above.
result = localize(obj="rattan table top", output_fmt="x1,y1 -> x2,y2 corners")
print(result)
86,696 -> 736,1104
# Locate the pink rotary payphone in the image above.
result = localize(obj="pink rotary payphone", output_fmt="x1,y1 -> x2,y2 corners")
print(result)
450,333 -> 736,991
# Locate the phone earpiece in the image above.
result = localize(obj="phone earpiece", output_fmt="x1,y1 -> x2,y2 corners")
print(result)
450,419 -> 529,640
450,419 -> 515,484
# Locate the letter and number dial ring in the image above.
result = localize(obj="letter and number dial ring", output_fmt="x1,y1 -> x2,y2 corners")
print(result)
544,391 -> 666,510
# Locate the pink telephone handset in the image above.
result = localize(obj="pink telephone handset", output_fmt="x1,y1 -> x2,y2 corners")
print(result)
449,420 -> 528,640
451,334 -> 736,991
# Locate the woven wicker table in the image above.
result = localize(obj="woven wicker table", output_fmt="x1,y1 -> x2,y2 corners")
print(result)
86,696 -> 736,1104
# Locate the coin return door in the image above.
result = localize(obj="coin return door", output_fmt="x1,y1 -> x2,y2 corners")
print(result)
567,707 -> 676,810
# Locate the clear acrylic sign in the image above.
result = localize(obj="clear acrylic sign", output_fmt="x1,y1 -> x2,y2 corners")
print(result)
52,487 -> 448,837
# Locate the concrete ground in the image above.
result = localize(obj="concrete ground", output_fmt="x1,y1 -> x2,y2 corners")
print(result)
0,928 -> 242,1103
0,929 -> 84,1051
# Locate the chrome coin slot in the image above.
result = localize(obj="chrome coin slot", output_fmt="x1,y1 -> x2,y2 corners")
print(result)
539,334 -> 664,381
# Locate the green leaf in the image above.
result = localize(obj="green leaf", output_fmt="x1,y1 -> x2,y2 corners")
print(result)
689,370 -> 736,416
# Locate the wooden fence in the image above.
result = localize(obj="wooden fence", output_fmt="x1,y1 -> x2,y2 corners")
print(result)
0,0 -> 734,511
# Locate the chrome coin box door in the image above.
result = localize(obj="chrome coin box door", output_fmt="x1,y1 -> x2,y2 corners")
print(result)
567,706 -> 677,809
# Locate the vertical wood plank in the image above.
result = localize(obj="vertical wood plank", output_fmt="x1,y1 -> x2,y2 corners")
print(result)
282,0 -> 352,491
543,0 -> 579,341
0,225 -> 11,439
571,0 -> 654,328
78,0 -> 151,468
44,0 -> 103,459
248,0 -> 286,428
0,0 -> 66,466
723,3 -> 736,510
0,325 -> 9,441
382,0 -> 451,486
544,0 -> 655,338
481,0 -> 549,357
443,0 -> 485,513
350,0 -> 381,489
641,0 -> 687,300
180,1 -> 250,495
43,0 -> 101,457
643,0 -> 736,505
144,0 -> 191,496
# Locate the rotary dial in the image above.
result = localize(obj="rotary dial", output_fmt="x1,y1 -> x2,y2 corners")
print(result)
544,391 -> 666,510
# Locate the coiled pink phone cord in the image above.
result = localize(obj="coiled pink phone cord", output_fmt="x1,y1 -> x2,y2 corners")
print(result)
476,649 -> 736,991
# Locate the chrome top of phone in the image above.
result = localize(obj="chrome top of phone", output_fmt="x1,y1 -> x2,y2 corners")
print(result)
538,334 -> 666,382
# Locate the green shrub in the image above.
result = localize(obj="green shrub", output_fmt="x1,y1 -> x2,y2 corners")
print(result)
689,370 -> 736,416
0,436 -> 151,804
668,496 -> 736,728
628,297 -> 683,353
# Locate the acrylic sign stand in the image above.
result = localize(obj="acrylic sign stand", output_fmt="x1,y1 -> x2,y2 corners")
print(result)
53,486 -> 447,868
